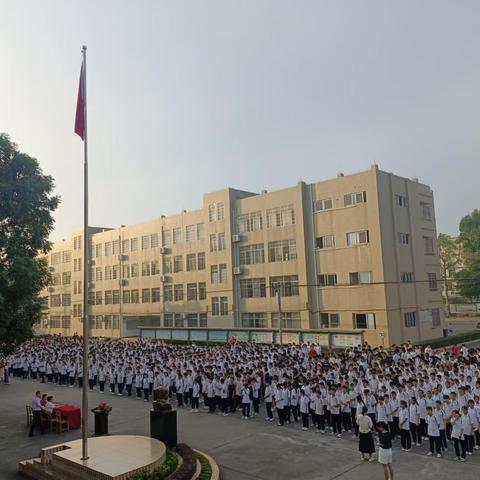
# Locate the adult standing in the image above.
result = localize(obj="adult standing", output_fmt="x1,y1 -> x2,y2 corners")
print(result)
29,391 -> 45,437
377,422 -> 393,480
357,406 -> 375,461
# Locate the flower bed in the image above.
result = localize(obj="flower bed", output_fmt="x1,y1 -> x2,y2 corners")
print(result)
129,448 -> 178,480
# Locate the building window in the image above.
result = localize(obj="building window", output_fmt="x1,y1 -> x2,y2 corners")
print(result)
73,235 -> 82,250
62,293 -> 71,307
104,241 -> 112,256
95,244 -> 102,258
73,258 -> 82,272
198,282 -> 207,300
103,316 -> 112,329
164,313 -> 173,327
320,313 -> 340,328
404,311 -> 416,328
162,256 -> 172,274
428,272 -> 438,291
266,205 -> 295,228
220,297 -> 228,315
240,278 -> 266,298
52,273 -> 61,285
349,271 -> 372,285
432,308 -> 441,327
208,202 -> 225,222
50,294 -> 61,307
130,263 -> 139,277
88,291 -> 95,306
73,280 -> 82,295
398,232 -> 410,245
209,234 -> 217,252
95,267 -> 102,281
241,313 -> 267,329
131,289 -> 139,303
316,235 -> 335,249
50,252 -> 61,265
151,260 -> 159,275
314,198 -> 333,212
187,314 -> 198,328
105,290 -> 113,305
142,288 -> 151,303
239,244 -> 265,265
318,274 -> 338,286
62,316 -> 71,329
211,297 -> 219,315
150,233 -> 159,248
112,290 -> 120,304
62,272 -> 71,285
130,237 -> 138,252
122,290 -> 130,304
271,312 -> 301,329
173,255 -> 183,273
353,313 -> 375,329
122,239 -> 129,253
197,252 -> 206,270
344,191 -> 367,206
395,194 -> 408,207
96,291 -> 103,305
187,283 -> 197,301
50,316 -> 61,328
347,230 -> 369,246
162,230 -> 171,246
174,314 -> 184,328
174,284 -> 184,301
237,211 -> 263,232
112,265 -> 119,280
197,223 -> 205,240
163,285 -> 173,302
141,235 -> 149,250
186,225 -> 196,242
423,236 -> 434,254
62,251 -> 71,263
186,254 -> 197,272
199,313 -> 208,327
73,304 -> 82,317
270,275 -> 299,297
211,265 -> 219,284
401,272 -> 414,283
218,232 -> 226,251
268,239 -> 297,262
421,202 -> 432,221
173,227 -> 182,244
142,261 -> 151,276
112,240 -> 120,255
219,264 -> 227,283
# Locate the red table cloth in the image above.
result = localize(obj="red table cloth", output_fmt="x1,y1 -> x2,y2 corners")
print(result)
54,404 -> 81,429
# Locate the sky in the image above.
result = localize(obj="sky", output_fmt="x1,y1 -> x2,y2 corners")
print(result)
1,0 -> 479,241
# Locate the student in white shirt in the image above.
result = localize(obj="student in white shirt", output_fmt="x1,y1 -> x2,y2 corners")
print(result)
398,401 -> 412,451
461,405 -> 474,455
299,389 -> 310,431
191,378 -> 201,412
426,407 -> 442,457
241,382 -> 252,419
451,410 -> 466,461
409,397 -> 421,446
264,381 -> 274,421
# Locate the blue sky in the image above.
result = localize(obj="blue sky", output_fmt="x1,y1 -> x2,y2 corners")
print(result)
2,0 -> 479,240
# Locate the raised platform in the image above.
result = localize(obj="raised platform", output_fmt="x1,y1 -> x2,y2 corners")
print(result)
19,435 -> 166,480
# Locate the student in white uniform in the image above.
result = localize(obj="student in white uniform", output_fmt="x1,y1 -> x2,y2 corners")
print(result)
426,407 -> 442,457
398,400 -> 412,451
451,410 -> 466,461
191,378 -> 201,412
264,381 -> 274,421
299,389 -> 310,431
241,382 -> 252,419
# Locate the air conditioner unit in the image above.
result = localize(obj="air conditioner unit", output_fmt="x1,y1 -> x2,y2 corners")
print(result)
118,254 -> 128,261
49,267 -> 55,272
89,259 -> 95,266
233,267 -> 242,275
119,279 -> 128,286
161,275 -> 171,283
232,234 -> 241,243
88,282 -> 95,289
48,287 -> 55,292
160,247 -> 169,254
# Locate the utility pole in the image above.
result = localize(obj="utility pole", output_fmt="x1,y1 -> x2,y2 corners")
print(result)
276,289 -> 282,345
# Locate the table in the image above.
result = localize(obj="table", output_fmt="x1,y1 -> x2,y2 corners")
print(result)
54,404 -> 81,429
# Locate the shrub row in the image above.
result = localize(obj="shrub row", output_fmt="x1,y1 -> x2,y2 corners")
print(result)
415,330 -> 480,349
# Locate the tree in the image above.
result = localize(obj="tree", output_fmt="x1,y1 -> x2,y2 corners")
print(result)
456,209 -> 480,302
437,233 -> 462,316
0,134 -> 59,357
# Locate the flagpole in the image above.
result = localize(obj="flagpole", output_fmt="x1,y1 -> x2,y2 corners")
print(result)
81,44 -> 89,462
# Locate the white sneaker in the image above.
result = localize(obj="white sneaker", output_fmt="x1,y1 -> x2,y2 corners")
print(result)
302,427 -> 308,431
454,456 -> 459,461
460,458 -> 465,462
427,452 -> 433,456
436,454 -> 441,458
416,443 -> 421,446
337,434 -> 342,438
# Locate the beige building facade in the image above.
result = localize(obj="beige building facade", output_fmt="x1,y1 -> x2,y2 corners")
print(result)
37,165 -> 444,346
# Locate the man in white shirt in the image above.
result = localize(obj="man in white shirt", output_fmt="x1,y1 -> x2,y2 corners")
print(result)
29,391 -> 45,436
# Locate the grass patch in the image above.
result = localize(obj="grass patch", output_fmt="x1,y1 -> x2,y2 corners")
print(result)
129,448 -> 178,479
197,452 -> 212,480
415,331 -> 480,348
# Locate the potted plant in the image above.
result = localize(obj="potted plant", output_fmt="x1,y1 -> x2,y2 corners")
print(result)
91,401 -> 112,436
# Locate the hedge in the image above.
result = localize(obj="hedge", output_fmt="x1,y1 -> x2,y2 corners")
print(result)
196,452 -> 212,480
129,448 -> 178,480
415,331 -> 480,349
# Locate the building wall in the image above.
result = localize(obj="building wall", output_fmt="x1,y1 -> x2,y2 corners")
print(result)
36,166 -> 444,346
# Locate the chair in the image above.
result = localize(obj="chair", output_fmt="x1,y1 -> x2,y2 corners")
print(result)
26,405 -> 33,426
43,411 -> 58,432
54,411 -> 69,433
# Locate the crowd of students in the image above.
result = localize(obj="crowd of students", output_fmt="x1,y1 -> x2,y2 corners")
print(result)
7,335 -> 480,463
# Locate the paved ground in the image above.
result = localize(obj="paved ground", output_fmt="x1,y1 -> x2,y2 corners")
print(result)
2,378 -> 480,480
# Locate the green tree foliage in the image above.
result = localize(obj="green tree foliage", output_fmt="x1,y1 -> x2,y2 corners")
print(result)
457,209 -> 480,302
0,134 -> 59,356
437,233 -> 462,315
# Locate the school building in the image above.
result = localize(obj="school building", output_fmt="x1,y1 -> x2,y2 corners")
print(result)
36,164 -> 444,347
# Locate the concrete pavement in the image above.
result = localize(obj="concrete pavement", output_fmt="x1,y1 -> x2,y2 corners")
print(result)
2,377 -> 480,480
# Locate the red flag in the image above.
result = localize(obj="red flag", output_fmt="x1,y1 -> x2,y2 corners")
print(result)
74,61 -> 85,140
